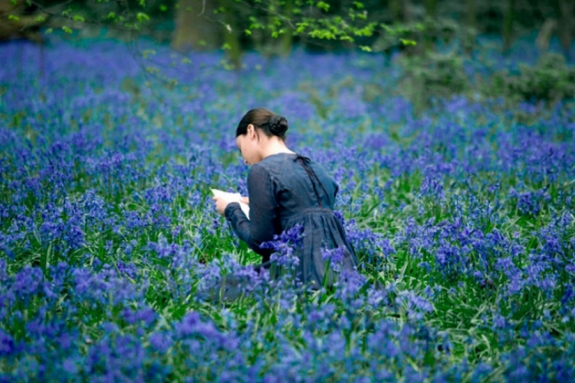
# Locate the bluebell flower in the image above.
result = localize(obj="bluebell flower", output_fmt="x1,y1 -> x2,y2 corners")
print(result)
13,266 -> 44,297
0,328 -> 15,357
149,332 -> 173,353
321,246 -> 346,272
260,224 -> 305,270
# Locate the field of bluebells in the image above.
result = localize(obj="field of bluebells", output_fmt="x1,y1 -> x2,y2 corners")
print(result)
1,34 -> 574,382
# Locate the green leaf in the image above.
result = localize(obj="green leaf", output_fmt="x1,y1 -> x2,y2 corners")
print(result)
359,45 -> 372,52
45,28 -> 53,34
295,22 -> 308,34
400,38 -> 417,46
316,1 -> 329,11
159,5 -> 167,12
137,12 -> 150,22
8,14 -> 20,21
62,26 -> 73,34
106,12 -> 116,20
222,43 -> 232,50
34,15 -> 46,23
309,29 -> 336,40
73,15 -> 85,22
244,29 -> 251,36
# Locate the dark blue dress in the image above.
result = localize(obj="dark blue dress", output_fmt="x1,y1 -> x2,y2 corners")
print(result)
224,153 -> 358,288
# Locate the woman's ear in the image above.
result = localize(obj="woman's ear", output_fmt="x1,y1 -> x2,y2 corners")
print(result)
247,124 -> 256,139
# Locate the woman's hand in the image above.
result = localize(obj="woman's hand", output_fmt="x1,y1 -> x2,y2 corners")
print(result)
212,195 -> 235,215
212,195 -> 249,215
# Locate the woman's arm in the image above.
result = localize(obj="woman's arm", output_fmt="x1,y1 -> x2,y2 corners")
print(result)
224,164 -> 279,262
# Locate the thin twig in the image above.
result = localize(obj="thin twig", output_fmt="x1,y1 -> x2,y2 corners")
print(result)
198,0 -> 206,16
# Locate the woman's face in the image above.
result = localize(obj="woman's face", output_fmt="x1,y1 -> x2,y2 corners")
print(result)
236,124 -> 260,165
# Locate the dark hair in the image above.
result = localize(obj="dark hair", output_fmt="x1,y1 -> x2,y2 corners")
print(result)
236,108 -> 288,140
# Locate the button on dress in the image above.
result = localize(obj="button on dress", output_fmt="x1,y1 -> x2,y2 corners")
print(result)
224,152 -> 359,288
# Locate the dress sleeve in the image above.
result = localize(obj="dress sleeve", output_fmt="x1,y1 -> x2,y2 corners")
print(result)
224,164 -> 279,262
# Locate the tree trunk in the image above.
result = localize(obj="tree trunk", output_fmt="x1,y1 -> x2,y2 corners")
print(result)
462,0 -> 477,54
425,0 -> 437,18
0,0 -> 45,42
424,0 -> 437,52
388,0 -> 400,21
221,0 -> 242,70
536,18 -> 556,53
278,0 -> 293,57
402,0 -> 412,23
389,0 -> 409,22
171,0 -> 222,51
555,0 -> 574,57
502,0 -> 515,52
466,0 -> 476,32
388,0 -> 416,55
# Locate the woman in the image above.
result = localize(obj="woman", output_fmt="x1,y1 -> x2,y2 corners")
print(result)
213,108 -> 358,289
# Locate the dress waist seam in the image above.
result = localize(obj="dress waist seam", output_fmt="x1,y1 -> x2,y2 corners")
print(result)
283,207 -> 333,220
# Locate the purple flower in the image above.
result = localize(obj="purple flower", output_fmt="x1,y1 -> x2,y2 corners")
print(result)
123,307 -> 156,327
0,328 -> 15,357
261,224 -> 305,270
13,266 -> 44,297
321,246 -> 347,272
149,332 -> 173,353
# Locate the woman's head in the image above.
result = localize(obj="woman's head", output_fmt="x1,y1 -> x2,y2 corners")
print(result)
236,108 -> 288,140
235,108 -> 289,165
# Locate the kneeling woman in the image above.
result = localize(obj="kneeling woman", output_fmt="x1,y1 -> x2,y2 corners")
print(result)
213,108 -> 358,288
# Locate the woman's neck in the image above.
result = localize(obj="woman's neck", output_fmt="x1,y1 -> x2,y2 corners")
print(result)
261,140 -> 295,159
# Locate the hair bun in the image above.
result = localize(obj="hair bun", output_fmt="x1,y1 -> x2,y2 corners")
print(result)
268,115 -> 288,136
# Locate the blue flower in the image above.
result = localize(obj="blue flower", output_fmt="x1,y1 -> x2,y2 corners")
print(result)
261,224 -> 305,270
321,246 -> 346,272
0,328 -> 15,357
149,332 -> 173,353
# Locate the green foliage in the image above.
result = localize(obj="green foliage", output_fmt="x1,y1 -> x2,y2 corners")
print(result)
489,53 -> 575,104
397,52 -> 470,112
30,0 -> 411,55
394,49 -> 574,112
241,0 -> 380,45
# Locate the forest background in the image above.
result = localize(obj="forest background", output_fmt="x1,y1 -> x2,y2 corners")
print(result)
1,0 -> 575,382
2,0 -> 575,109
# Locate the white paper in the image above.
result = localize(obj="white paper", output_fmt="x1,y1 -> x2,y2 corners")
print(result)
211,188 -> 250,219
